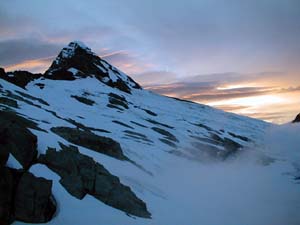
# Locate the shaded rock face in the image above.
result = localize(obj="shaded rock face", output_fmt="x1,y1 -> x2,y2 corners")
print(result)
107,92 -> 128,110
292,113 -> 300,123
14,172 -> 56,223
38,144 -> 151,218
0,111 -> 38,169
44,41 -> 141,94
71,95 -> 95,106
0,110 -> 56,225
0,168 -> 56,225
0,68 -> 42,89
50,126 -> 128,160
0,97 -> 18,108
0,167 -> 17,225
0,110 -> 44,132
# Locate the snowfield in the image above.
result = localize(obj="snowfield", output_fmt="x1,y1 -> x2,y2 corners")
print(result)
1,41 -> 299,225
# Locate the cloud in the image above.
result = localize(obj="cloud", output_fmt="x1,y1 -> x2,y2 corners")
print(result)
134,71 -> 179,85
143,72 -> 281,101
2,0 -> 300,76
4,56 -> 55,73
101,50 -> 153,75
0,38 -> 62,66
0,0 -> 299,124
146,82 -> 274,102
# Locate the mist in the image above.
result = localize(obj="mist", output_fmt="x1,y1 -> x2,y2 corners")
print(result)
141,124 -> 300,225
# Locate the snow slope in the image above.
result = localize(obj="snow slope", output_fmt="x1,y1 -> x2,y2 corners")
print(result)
1,41 -> 299,225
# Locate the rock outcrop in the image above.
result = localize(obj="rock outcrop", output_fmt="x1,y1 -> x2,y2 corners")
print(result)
0,111 -> 38,169
0,68 -> 42,89
50,126 -> 128,160
38,144 -> 151,218
0,110 -> 56,225
292,113 -> 300,123
44,41 -> 141,93
14,172 -> 56,223
0,168 -> 56,225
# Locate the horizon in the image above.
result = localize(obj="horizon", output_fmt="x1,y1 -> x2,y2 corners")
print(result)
1,0 -> 299,124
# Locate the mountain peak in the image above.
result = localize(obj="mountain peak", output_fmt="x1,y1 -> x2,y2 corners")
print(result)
292,113 -> 300,123
44,41 -> 141,93
58,41 -> 95,59
46,41 -> 97,72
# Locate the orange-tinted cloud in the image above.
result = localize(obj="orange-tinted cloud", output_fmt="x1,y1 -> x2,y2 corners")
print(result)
4,56 -> 54,73
144,73 -> 300,124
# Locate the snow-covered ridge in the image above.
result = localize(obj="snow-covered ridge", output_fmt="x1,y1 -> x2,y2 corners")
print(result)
0,41 -> 299,225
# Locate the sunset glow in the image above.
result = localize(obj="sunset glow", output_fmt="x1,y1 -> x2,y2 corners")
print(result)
216,83 -> 259,90
209,95 -> 284,108
1,0 -> 299,124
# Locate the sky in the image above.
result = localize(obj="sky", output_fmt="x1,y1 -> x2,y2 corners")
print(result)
0,0 -> 299,124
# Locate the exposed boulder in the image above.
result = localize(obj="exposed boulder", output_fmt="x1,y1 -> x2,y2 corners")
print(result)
14,172 -> 56,223
38,144 -> 151,218
50,126 -> 128,160
0,111 -> 38,169
292,113 -> 300,123
0,169 -> 56,225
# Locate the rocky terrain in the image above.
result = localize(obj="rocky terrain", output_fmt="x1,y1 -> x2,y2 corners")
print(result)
0,41 -> 299,225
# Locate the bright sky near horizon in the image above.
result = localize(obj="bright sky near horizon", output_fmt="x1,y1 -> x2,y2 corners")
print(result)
0,0 -> 299,124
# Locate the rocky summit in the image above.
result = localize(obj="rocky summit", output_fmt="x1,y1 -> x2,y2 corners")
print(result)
292,113 -> 300,123
0,41 -> 299,225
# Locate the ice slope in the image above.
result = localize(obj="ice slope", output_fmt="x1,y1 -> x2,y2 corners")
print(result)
0,41 -> 299,225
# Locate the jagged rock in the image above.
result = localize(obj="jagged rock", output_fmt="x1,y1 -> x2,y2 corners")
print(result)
0,168 -> 56,225
0,68 -> 5,77
38,144 -> 151,218
0,68 -> 42,89
14,172 -> 56,223
292,113 -> 300,123
45,69 -> 76,81
0,111 -> 38,169
44,41 -> 141,93
50,126 -> 127,160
